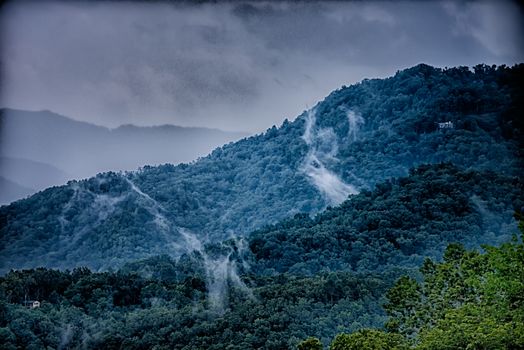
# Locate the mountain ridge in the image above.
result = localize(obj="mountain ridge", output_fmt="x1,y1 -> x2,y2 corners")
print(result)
1,63 -> 522,273
0,108 -> 249,203
1,108 -> 248,134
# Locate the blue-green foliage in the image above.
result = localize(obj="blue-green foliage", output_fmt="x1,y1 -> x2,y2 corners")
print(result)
250,164 -> 523,275
0,173 -> 185,272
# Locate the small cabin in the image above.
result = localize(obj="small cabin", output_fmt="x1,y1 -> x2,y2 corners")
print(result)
438,121 -> 454,129
23,300 -> 41,309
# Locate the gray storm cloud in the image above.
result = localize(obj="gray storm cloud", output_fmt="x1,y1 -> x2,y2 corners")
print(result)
0,1 -> 522,132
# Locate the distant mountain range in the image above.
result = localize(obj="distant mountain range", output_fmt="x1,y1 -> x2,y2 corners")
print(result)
0,175 -> 35,204
0,156 -> 71,204
0,108 -> 248,204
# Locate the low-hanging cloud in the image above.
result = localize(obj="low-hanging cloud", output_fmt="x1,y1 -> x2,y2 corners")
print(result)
300,108 -> 358,205
0,1 -> 522,132
179,228 -> 253,314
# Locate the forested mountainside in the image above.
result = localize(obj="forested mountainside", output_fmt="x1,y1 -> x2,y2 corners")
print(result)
0,182 -> 521,349
250,163 -> 522,275
1,63 -> 523,272
0,63 -> 523,349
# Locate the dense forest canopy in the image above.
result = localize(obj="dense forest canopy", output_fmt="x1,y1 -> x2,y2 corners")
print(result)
250,163 -> 522,275
314,217 -> 524,350
1,217 -> 522,349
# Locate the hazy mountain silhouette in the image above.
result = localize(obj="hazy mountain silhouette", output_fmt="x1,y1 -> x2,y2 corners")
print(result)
0,108 -> 249,203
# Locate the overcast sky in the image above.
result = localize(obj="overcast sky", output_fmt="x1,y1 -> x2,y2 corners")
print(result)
1,0 -> 523,132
